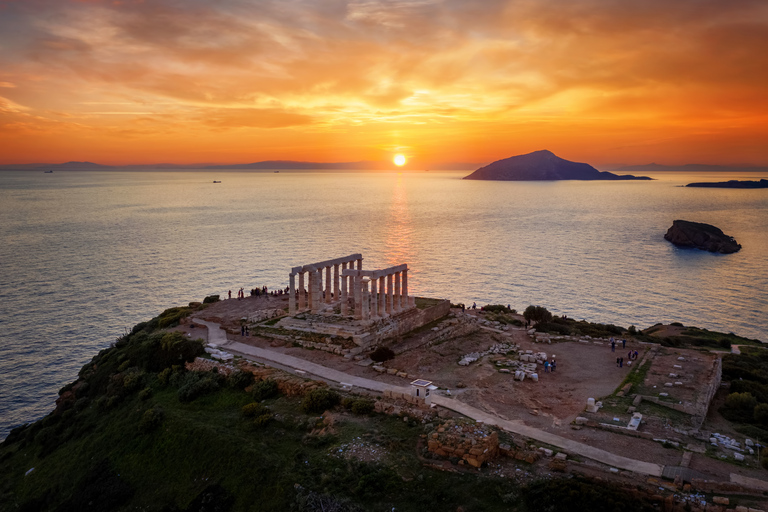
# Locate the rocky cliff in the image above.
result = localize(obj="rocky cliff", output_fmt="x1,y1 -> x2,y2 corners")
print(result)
664,220 -> 741,254
463,150 -> 651,181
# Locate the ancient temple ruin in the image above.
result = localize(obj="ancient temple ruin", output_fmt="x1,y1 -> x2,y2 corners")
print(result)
288,253 -> 415,321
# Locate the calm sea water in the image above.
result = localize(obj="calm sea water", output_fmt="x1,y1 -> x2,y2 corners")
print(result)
1,169 -> 767,438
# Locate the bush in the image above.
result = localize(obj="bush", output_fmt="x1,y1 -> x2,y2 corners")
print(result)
241,402 -> 273,428
523,305 -> 552,325
203,295 -> 220,304
483,304 -> 512,313
158,367 -> 172,386
138,407 -> 164,433
726,392 -> 758,411
251,379 -> 279,401
241,402 -> 268,418
370,347 -> 395,363
228,370 -> 254,390
350,399 -> 374,415
177,372 -> 220,402
754,403 -> 768,426
719,338 -> 732,349
301,388 -> 340,414
138,387 -> 152,401
537,322 -> 571,335
628,325 -> 637,335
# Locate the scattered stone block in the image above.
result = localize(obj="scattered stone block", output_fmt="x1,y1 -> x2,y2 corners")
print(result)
574,417 -> 588,425
734,452 -> 745,462
659,392 -> 669,397
664,383 -> 674,387
712,497 -> 729,506
673,364 -> 682,369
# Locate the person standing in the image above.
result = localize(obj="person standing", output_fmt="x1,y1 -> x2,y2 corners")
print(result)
611,339 -> 616,352
228,290 -> 232,299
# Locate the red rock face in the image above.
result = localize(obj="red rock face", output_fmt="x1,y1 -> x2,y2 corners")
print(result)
664,220 -> 741,254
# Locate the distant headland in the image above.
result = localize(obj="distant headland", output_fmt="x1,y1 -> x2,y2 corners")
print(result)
685,179 -> 768,189
463,150 -> 651,181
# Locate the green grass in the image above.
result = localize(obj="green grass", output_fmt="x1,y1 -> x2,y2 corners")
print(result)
414,297 -> 444,310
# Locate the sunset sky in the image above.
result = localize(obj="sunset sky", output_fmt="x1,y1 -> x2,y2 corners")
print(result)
1,0 -> 767,167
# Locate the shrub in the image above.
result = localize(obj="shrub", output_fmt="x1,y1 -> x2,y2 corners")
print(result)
203,295 -> 220,304
138,407 -> 164,433
754,403 -> 768,426
138,387 -> 152,401
719,338 -> 732,349
523,305 -> 552,325
241,402 -> 268,418
177,372 -> 220,402
350,399 -> 374,415
301,388 -> 340,414
370,346 -> 395,363
670,322 -> 684,327
726,392 -> 758,411
158,367 -> 172,386
483,304 -> 512,313
251,379 -> 279,401
228,370 -> 254,390
122,370 -> 144,393
628,325 -> 637,335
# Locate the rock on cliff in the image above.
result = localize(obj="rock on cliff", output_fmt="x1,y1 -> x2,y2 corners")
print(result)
463,150 -> 651,181
664,220 -> 741,254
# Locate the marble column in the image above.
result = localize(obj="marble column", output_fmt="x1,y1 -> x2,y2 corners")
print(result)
379,276 -> 386,317
353,273 -> 361,319
402,268 -> 409,307
310,270 -> 321,313
333,264 -> 339,302
289,273 -> 296,314
369,276 -> 378,318
394,271 -> 402,312
298,272 -> 306,310
356,258 -> 363,270
341,274 -> 348,315
361,277 -> 370,321
325,266 -> 332,303
386,273 -> 394,314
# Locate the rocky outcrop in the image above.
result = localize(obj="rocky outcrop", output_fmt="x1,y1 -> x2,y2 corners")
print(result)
664,220 -> 741,254
463,150 -> 651,181
686,179 -> 768,188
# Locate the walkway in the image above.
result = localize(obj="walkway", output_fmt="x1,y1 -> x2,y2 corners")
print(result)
197,320 -> 663,477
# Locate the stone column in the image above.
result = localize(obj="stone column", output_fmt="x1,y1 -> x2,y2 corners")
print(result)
349,276 -> 363,320
394,271 -> 402,312
310,270 -> 321,313
379,276 -> 386,317
354,274 -> 363,320
341,274 -> 348,315
333,264 -> 339,302
386,273 -> 394,314
402,268 -> 409,307
356,258 -> 363,270
289,273 -> 296,314
325,266 -> 332,303
361,277 -> 370,321
298,271 -> 306,310
369,277 -> 378,318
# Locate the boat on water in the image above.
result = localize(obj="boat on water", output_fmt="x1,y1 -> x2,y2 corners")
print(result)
213,180 -> 221,183
274,171 -> 280,173
44,170 -> 53,173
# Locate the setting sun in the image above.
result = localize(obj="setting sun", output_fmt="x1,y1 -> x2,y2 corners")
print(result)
394,154 -> 406,166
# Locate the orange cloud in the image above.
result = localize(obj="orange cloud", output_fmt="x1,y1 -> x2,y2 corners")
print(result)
0,0 -> 766,165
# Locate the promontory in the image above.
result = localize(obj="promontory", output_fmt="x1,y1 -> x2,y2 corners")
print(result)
463,150 -> 651,181
664,220 -> 741,254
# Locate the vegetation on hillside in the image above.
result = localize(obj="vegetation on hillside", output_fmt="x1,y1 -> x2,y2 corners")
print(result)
720,347 -> 768,458
0,308 -> 661,511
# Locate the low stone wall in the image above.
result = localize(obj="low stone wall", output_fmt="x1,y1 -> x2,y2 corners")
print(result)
353,298 -> 451,347
426,419 -> 500,468
692,357 -> 722,428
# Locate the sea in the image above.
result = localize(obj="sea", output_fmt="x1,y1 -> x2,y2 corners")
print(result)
1,169 -> 767,439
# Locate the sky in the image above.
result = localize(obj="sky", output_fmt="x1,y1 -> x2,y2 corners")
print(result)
1,0 -> 767,168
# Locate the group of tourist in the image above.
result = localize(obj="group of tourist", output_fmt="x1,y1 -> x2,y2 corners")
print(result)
543,358 -> 557,372
609,337 -> 627,352
228,288 -> 247,300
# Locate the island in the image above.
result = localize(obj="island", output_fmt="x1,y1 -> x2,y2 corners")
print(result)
463,150 -> 652,181
664,219 -> 741,254
686,179 -> 768,189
